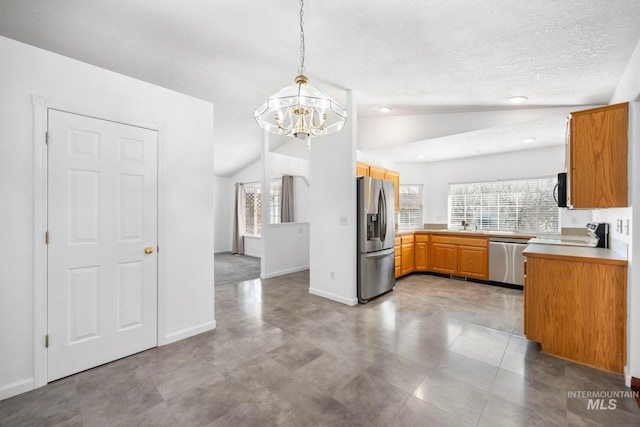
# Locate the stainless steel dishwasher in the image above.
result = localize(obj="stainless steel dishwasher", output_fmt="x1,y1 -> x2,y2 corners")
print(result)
489,237 -> 530,286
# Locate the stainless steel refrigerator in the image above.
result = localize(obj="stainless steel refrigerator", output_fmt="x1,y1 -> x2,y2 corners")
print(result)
357,176 -> 396,303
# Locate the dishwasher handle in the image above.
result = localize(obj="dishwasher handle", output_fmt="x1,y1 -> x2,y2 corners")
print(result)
489,237 -> 531,244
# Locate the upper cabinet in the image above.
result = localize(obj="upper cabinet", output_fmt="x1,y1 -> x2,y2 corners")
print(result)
368,165 -> 387,180
356,162 -> 370,178
356,162 -> 400,210
569,102 -> 628,208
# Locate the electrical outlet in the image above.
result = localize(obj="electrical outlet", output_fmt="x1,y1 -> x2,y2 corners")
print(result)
625,219 -> 630,236
340,216 -> 348,226
330,271 -> 335,280
616,219 -> 623,233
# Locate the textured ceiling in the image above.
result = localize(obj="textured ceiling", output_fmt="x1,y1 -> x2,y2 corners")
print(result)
1,0 -> 639,175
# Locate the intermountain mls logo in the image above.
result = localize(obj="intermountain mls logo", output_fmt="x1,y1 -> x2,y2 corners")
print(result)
568,390 -> 640,410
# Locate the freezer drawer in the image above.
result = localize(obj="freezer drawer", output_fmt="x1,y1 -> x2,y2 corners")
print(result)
358,247 -> 395,303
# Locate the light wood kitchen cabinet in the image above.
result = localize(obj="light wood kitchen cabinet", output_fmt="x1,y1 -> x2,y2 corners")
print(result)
356,162 -> 370,177
394,236 -> 402,278
401,234 -> 415,276
430,242 -> 457,275
429,234 -> 488,279
458,246 -> 488,279
368,165 -> 387,180
414,234 -> 429,271
354,162 -> 401,211
569,102 -> 628,208
524,252 -> 627,373
384,169 -> 400,211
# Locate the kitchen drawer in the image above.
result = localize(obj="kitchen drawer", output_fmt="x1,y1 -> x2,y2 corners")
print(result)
394,237 -> 401,246
415,234 -> 429,243
431,234 -> 487,248
401,234 -> 414,244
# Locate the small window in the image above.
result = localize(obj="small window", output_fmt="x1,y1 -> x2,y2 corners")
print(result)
270,180 -> 281,224
449,177 -> 558,233
243,182 -> 261,235
399,184 -> 423,229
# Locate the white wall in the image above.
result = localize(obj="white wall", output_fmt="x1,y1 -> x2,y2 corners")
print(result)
309,91 -> 358,305
214,176 -> 232,253
0,36 -> 215,400
610,34 -> 640,385
397,145 -> 588,229
262,149 -> 311,278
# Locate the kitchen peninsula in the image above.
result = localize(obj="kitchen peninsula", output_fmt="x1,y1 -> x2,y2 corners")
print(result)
523,243 -> 628,373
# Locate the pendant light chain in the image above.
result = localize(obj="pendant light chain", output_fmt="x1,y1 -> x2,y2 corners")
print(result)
298,0 -> 305,75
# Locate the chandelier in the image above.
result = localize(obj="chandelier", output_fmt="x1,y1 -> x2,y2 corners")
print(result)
254,0 -> 347,140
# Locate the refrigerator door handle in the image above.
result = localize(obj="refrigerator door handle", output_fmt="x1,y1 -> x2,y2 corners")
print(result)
379,187 -> 387,242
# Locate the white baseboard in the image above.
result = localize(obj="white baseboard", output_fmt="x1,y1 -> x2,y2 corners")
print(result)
308,287 -> 358,306
261,266 -> 309,279
0,377 -> 34,401
160,320 -> 217,346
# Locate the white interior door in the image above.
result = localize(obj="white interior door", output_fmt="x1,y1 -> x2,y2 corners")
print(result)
47,110 -> 158,382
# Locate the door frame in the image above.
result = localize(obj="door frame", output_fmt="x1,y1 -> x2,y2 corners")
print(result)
31,95 -> 163,388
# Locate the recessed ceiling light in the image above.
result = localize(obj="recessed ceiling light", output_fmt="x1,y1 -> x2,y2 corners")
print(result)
523,138 -> 536,143
379,106 -> 392,113
506,96 -> 528,104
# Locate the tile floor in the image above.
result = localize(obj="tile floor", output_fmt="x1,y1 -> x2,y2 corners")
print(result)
1,271 -> 639,426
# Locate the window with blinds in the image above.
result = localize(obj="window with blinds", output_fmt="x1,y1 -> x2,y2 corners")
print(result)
449,177 -> 558,233
399,184 -> 423,229
244,183 -> 262,235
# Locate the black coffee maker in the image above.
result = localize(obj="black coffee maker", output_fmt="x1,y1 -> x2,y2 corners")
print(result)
586,222 -> 609,248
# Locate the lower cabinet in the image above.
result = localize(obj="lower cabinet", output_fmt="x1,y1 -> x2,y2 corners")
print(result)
430,243 -> 457,275
401,234 -> 415,276
394,232 -> 488,280
394,237 -> 402,278
414,234 -> 429,271
458,245 -> 488,279
429,235 -> 488,279
524,254 -> 626,373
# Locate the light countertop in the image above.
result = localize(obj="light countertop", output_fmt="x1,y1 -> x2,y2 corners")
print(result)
523,243 -> 627,265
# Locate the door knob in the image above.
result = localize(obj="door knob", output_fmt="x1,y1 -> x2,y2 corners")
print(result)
144,246 -> 154,254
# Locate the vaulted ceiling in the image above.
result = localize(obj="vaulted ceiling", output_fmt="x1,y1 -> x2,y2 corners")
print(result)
1,0 -> 639,175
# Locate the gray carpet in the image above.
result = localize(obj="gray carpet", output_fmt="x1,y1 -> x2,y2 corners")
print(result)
214,252 -> 261,286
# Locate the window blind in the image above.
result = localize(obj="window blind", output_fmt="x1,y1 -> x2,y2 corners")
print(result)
449,177 -> 558,233
399,184 -> 423,229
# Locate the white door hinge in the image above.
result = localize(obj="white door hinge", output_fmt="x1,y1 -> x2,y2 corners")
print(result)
45,231 -> 49,245
45,335 -> 49,348
46,131 -> 50,145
